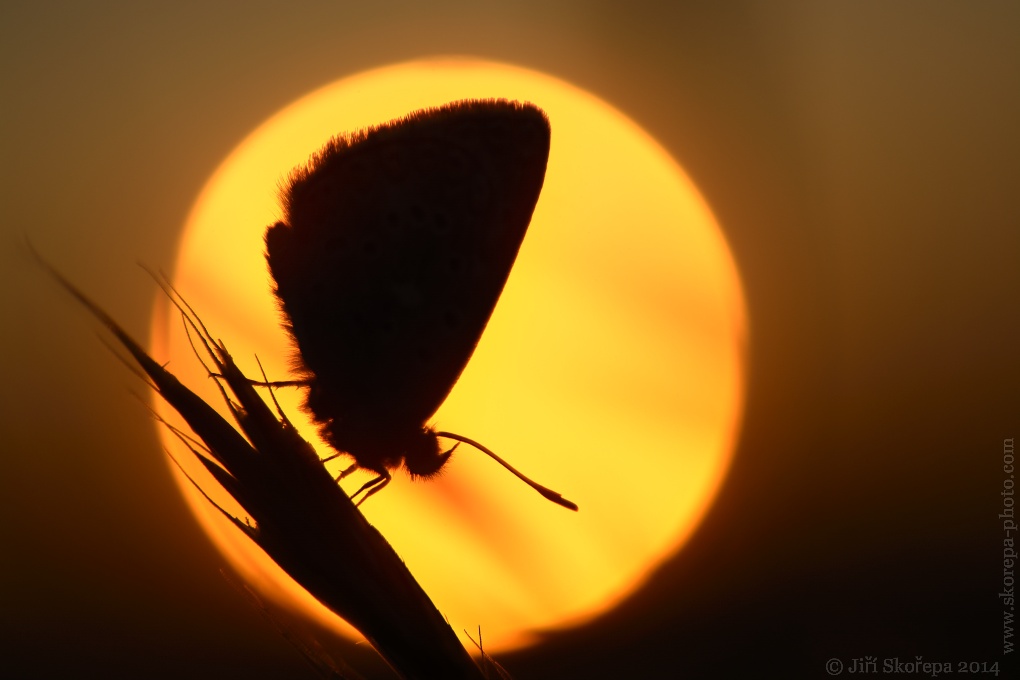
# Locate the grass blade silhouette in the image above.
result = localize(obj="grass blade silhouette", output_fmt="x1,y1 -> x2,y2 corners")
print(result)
37,252 -> 490,680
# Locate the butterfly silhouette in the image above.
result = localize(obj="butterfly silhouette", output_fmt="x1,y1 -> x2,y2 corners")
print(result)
265,99 -> 576,510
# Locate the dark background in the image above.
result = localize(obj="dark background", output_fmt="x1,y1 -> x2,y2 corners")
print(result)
2,1 -> 1017,677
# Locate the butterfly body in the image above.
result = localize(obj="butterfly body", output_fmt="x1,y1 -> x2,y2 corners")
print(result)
265,100 -> 551,486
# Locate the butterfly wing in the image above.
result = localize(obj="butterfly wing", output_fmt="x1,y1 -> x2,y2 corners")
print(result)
266,99 -> 550,432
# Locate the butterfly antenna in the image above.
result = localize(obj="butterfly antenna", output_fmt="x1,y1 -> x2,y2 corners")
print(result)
435,432 -> 578,511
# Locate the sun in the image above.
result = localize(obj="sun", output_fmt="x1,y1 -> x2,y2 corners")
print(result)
152,57 -> 747,651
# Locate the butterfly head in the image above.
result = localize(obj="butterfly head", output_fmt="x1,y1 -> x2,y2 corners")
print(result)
403,427 -> 455,480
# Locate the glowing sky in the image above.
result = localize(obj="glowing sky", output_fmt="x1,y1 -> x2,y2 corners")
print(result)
157,59 -> 746,650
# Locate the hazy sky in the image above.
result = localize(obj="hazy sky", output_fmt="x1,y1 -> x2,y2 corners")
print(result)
3,2 -> 1018,678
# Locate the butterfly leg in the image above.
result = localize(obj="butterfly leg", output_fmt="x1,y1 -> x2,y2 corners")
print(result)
334,462 -> 359,481
351,471 -> 391,507
247,378 -> 312,388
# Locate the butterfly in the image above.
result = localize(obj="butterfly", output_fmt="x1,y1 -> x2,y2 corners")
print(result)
264,99 -> 577,510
